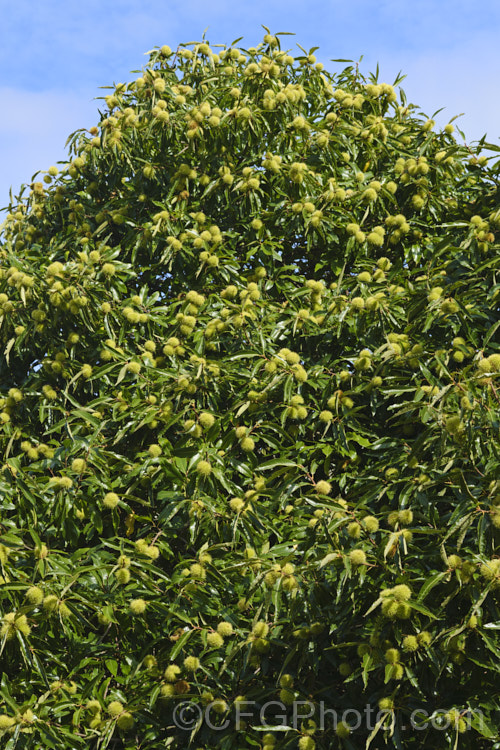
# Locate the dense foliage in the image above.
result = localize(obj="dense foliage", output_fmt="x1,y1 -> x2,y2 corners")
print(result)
0,29 -> 500,750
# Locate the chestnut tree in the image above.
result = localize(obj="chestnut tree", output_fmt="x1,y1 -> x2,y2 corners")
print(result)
0,29 -> 499,750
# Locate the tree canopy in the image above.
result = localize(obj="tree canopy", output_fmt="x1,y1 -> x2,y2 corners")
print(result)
0,29 -> 499,750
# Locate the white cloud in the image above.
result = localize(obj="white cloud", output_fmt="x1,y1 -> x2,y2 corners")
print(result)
0,87 -> 99,207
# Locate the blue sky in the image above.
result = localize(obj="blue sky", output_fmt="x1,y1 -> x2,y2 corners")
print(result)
1,0 -> 499,211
